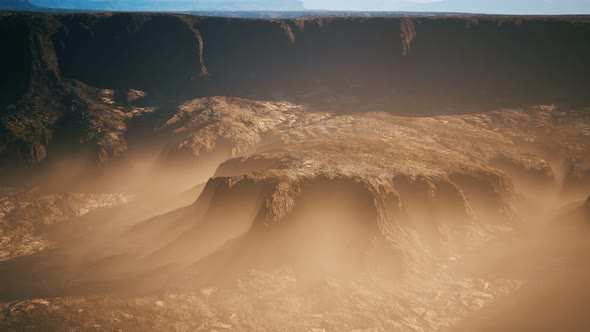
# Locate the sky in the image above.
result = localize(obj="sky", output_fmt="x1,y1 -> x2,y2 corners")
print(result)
304,0 -> 590,14
25,0 -> 590,14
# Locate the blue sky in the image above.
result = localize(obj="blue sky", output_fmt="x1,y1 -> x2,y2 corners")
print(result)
27,0 -> 590,14
304,0 -> 590,14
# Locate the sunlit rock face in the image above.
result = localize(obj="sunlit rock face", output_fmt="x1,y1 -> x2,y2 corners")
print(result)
0,11 -> 589,332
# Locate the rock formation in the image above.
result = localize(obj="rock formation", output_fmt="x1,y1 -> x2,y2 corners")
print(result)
0,11 -> 589,332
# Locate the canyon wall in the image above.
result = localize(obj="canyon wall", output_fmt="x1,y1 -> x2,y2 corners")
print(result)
1,13 -> 589,110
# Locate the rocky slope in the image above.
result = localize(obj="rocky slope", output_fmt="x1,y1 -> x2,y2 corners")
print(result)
1,96 -> 589,289
0,97 -> 588,331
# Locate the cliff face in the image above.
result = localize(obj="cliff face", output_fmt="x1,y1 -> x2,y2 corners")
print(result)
1,13 -> 589,109
59,15 -> 590,110
1,13 -> 589,173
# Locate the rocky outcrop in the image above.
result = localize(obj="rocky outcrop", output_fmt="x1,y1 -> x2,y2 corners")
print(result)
400,18 -> 416,56
0,188 -> 132,261
155,97 -> 304,162
0,79 -> 152,182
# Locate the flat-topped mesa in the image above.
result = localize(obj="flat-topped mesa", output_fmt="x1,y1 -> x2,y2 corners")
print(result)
137,166 -> 518,286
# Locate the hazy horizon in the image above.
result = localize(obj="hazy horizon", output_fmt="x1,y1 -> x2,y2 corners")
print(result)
21,0 -> 590,14
305,0 -> 590,14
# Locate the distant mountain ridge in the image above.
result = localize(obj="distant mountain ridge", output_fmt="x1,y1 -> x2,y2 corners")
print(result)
0,0 -> 305,11
0,0 -> 457,17
400,0 -> 590,15
2,0 -> 589,14
0,0 -> 38,11
0,1 -> 454,17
